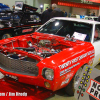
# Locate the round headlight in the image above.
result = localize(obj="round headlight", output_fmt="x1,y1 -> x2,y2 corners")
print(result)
43,68 -> 54,80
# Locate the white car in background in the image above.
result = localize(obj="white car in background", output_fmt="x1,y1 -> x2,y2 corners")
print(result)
84,16 -> 98,21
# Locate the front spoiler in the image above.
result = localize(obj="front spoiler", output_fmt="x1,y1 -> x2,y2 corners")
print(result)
0,77 -> 55,100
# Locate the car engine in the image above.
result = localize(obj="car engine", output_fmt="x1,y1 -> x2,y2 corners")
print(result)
1,35 -> 71,62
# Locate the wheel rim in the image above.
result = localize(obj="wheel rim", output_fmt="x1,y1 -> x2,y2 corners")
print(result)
2,35 -> 8,39
2,34 -> 11,39
74,67 -> 83,89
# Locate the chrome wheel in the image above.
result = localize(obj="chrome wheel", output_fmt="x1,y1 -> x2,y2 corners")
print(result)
2,34 -> 11,39
74,67 -> 83,89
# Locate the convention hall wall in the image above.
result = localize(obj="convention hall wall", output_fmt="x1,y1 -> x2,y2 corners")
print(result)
57,5 -> 70,13
33,0 -> 51,12
72,7 -> 98,15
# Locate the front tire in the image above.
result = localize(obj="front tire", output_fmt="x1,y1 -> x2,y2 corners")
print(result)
2,34 -> 11,39
65,66 -> 83,96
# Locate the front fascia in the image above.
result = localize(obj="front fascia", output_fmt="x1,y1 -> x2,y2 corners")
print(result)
37,42 -> 94,91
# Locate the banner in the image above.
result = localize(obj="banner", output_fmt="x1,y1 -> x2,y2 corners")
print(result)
86,0 -> 100,3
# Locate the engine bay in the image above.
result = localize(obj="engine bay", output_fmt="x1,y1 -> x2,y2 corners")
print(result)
0,34 -> 73,62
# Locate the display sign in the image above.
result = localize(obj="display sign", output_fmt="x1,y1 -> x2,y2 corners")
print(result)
59,0 -> 92,4
57,0 -> 100,5
15,1 -> 23,10
74,65 -> 100,100
73,32 -> 87,41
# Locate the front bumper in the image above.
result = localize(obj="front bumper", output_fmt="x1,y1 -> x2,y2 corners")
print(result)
0,52 -> 55,90
0,67 -> 55,91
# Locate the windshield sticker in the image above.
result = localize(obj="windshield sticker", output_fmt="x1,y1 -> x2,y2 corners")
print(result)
73,32 -> 87,41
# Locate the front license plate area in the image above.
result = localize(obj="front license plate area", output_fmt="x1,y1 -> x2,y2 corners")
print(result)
5,74 -> 18,81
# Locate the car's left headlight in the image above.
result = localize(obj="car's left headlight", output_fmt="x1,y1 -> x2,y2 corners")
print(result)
42,68 -> 54,80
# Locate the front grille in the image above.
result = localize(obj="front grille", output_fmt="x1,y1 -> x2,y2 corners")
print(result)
0,53 -> 38,76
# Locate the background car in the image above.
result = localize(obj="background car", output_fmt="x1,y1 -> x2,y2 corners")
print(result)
84,16 -> 98,21
0,4 -> 41,39
0,3 -> 10,12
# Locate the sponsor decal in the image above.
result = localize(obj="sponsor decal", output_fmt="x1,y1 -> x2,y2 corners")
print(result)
58,50 -> 94,70
90,54 -> 95,58
60,63 -> 79,76
61,78 -> 69,86
61,71 -> 74,86
88,58 -> 94,66
22,28 -> 33,33
66,71 -> 74,79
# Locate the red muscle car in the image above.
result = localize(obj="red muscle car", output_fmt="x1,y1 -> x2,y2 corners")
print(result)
0,17 -> 98,96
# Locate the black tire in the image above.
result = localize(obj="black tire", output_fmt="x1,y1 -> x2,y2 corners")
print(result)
65,66 -> 83,96
2,34 -> 11,39
65,76 -> 75,96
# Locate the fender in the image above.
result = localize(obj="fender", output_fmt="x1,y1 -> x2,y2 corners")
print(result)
37,42 -> 94,91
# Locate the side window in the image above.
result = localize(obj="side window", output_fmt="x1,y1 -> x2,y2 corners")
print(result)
94,25 -> 100,42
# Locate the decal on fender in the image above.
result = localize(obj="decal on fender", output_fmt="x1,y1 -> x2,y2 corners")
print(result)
61,78 -> 69,86
58,50 -> 94,70
66,71 -> 74,79
61,71 -> 74,86
60,63 -> 80,76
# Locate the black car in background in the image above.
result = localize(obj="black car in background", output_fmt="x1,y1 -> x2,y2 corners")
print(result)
0,4 -> 41,39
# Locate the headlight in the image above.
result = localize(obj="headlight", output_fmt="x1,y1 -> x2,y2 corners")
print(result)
42,68 -> 54,80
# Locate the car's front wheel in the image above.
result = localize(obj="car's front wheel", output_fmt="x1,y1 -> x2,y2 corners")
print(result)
65,66 -> 83,96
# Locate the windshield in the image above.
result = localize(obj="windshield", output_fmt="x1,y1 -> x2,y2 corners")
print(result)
37,19 -> 93,42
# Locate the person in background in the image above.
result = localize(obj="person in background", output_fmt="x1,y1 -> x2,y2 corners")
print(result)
46,7 -> 48,10
50,3 -> 64,18
12,5 -> 15,11
88,12 -> 91,16
91,11 -> 95,16
63,9 -> 67,17
41,6 -> 53,24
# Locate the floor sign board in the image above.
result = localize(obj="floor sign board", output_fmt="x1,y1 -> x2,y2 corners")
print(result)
75,65 -> 100,100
